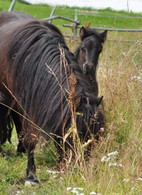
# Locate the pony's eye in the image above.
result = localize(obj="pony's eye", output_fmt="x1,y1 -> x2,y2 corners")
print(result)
81,47 -> 85,52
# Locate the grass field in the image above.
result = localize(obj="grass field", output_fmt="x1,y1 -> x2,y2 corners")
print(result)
0,0 -> 142,194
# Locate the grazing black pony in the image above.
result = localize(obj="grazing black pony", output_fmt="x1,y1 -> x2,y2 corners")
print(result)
75,27 -> 107,96
0,12 -> 104,184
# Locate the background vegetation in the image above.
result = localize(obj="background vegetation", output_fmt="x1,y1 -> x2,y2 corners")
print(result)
0,0 -> 142,194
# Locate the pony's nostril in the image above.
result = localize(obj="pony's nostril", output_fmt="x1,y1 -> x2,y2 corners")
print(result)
84,63 -> 95,74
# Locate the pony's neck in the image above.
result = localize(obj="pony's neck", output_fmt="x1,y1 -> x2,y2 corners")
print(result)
74,48 -> 85,71
74,48 -> 80,63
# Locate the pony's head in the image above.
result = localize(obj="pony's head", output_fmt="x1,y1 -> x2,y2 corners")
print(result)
78,27 -> 107,75
75,92 -> 104,141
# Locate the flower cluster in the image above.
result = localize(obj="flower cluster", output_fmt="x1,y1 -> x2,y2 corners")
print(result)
66,187 -> 101,195
67,187 -> 84,195
101,151 -> 123,167
101,151 -> 118,162
131,75 -> 142,82
46,169 -> 64,180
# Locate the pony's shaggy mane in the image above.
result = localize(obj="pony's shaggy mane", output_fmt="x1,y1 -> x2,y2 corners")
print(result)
7,20 -> 96,136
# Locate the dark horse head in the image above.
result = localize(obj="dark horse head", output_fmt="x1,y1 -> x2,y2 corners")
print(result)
75,26 -> 107,75
0,12 -> 104,184
75,27 -> 107,95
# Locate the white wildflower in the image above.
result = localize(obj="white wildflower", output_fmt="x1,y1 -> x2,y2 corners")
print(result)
46,170 -> 58,174
67,187 -> 72,191
89,192 -> 101,195
137,177 -> 142,181
123,178 -> 129,182
16,191 -> 21,195
70,187 -> 84,194
71,189 -> 79,194
107,151 -> 118,157
101,156 -> 110,162
15,191 -> 24,195
101,151 -> 119,163
118,164 -> 123,167
131,75 -> 142,82
131,186 -> 137,191
108,163 -> 117,167
101,156 -> 107,162
89,192 -> 96,195
108,163 -> 123,167
46,170 -> 64,174
74,187 -> 83,191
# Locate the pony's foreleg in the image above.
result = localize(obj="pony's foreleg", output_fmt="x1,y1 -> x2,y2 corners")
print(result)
24,133 -> 39,185
25,148 -> 39,185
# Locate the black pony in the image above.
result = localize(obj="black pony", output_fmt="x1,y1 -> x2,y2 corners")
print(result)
0,12 -> 104,184
75,27 -> 107,95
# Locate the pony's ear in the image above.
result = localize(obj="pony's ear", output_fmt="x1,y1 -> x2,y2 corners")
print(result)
96,96 -> 103,106
85,22 -> 91,29
101,30 -> 107,43
79,27 -> 87,40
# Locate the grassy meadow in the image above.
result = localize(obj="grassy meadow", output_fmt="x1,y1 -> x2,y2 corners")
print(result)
0,0 -> 142,194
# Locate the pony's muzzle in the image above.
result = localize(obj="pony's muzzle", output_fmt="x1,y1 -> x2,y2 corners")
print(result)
83,62 -> 94,74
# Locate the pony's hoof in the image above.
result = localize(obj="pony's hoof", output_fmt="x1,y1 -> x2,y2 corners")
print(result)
25,180 -> 39,187
25,171 -> 39,187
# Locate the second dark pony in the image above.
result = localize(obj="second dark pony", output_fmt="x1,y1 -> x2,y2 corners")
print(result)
0,12 -> 104,184
75,27 -> 107,95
